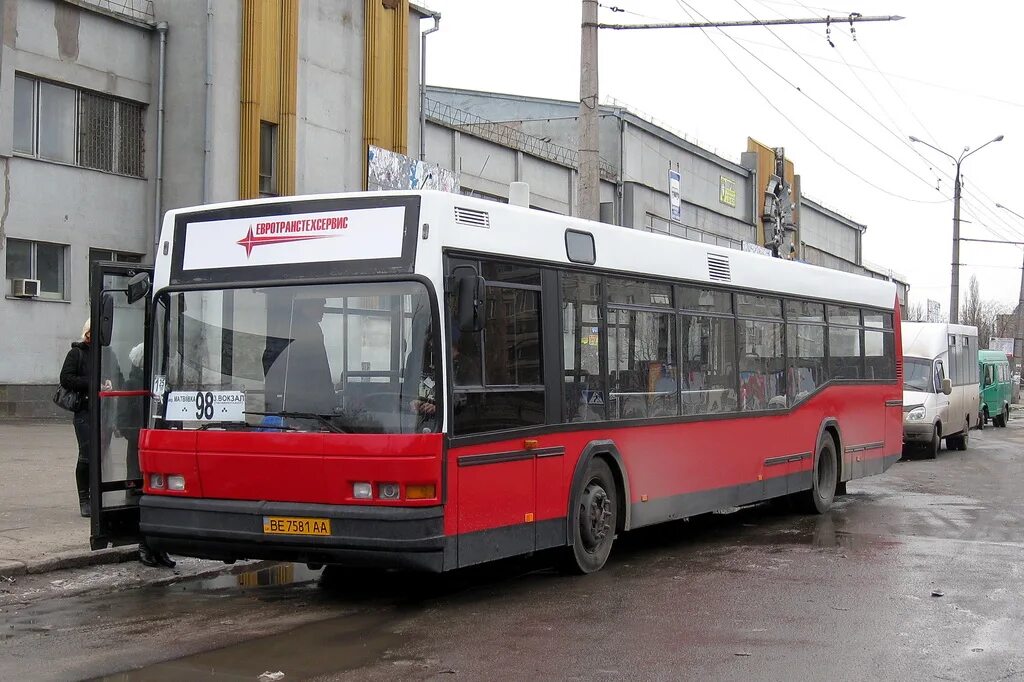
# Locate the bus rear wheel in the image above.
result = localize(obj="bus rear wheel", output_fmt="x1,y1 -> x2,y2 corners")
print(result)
563,458 -> 618,574
799,436 -> 838,514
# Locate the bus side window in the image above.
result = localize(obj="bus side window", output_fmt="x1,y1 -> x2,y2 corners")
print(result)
562,271 -> 604,423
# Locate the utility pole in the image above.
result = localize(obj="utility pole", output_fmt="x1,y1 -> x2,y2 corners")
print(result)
578,0 -> 600,221
951,170 -> 963,323
995,202 -> 1024,380
910,135 -> 1003,324
576,10 -> 903,222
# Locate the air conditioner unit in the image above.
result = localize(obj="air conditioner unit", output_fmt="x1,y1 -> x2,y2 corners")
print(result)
11,278 -> 41,298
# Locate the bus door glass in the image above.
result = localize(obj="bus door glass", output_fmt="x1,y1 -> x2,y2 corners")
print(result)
88,262 -> 153,550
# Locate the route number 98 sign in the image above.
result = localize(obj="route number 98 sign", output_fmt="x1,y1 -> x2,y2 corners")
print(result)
165,391 -> 246,422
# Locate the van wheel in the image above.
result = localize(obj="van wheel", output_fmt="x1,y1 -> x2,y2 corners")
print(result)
994,406 -> 1008,428
925,427 -> 940,459
948,420 -> 969,451
562,458 -> 618,574
799,435 -> 838,514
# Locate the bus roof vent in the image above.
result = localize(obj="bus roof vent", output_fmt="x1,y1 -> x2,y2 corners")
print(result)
707,253 -> 731,282
454,206 -> 491,228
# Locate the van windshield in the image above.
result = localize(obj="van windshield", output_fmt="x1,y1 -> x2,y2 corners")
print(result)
151,281 -> 438,434
904,357 -> 933,393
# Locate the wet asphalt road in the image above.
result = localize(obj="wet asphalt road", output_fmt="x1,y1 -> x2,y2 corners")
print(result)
2,420 -> 1023,681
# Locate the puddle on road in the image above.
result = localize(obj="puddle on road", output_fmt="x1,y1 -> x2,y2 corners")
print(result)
91,609 -> 406,682
182,563 -> 323,592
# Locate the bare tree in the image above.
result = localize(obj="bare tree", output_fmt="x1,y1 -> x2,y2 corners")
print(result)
906,301 -> 926,322
960,275 -> 1009,347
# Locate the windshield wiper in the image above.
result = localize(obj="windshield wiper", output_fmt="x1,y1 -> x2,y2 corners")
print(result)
244,411 -> 352,434
196,421 -> 296,432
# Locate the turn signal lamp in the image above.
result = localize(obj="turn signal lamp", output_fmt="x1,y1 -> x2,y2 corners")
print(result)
353,482 -> 373,499
406,484 -> 436,500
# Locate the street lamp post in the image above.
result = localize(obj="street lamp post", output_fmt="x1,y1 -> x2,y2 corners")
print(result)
995,202 -> 1024,384
909,134 -> 1004,323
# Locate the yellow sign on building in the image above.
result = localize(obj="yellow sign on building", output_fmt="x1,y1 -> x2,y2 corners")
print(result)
719,176 -> 737,207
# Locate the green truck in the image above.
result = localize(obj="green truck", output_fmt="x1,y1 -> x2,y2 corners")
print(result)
979,349 -> 1012,427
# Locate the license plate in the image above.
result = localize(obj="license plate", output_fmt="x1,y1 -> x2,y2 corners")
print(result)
262,516 -> 331,536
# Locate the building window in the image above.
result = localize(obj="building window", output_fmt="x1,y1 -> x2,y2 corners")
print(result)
13,76 -> 35,154
89,249 -> 144,264
259,122 -> 278,197
13,73 -> 146,178
5,238 -> 66,300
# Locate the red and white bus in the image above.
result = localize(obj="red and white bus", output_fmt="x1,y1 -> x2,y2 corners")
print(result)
87,190 -> 903,573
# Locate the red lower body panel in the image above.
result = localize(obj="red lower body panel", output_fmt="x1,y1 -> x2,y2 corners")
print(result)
139,384 -> 899,571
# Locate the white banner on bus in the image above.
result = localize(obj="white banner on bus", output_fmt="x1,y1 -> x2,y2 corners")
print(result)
181,206 -> 406,271
166,391 -> 246,422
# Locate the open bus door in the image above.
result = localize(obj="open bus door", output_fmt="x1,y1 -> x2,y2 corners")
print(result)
88,261 -> 153,550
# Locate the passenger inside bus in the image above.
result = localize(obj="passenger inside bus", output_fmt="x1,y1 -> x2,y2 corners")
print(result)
408,327 -> 481,419
262,297 -> 336,415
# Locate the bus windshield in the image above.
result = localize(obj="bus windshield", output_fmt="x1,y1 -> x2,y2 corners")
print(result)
151,281 -> 437,434
903,357 -> 934,393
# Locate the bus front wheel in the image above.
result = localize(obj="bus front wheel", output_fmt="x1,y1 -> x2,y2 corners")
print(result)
563,458 -> 618,574
800,436 -> 838,514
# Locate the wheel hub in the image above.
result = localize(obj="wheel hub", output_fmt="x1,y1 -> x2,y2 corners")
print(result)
579,483 -> 612,551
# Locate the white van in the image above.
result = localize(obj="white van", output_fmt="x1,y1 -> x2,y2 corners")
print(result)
902,322 -> 980,457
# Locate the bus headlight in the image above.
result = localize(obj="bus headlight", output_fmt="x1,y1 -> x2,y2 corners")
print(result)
906,406 -> 926,422
149,473 -> 165,489
353,482 -> 373,499
167,475 -> 186,491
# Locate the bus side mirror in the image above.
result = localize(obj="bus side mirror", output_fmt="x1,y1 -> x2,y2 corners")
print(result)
457,272 -> 485,333
941,378 -> 952,395
98,294 -> 114,347
126,271 -> 151,305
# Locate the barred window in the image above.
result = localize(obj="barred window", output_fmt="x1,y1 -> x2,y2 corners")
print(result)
79,91 -> 145,176
13,73 -> 145,178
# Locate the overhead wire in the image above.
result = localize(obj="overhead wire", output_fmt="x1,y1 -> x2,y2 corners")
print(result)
748,0 -> 1024,243
671,0 -> 948,203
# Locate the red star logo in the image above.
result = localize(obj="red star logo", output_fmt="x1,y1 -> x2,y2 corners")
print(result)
236,227 -> 335,258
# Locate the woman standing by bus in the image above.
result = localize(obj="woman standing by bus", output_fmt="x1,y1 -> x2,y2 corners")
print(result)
60,319 -> 103,517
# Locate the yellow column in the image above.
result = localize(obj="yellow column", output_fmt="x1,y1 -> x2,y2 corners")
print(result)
239,0 -> 261,200
363,0 -> 410,187
279,0 -> 299,196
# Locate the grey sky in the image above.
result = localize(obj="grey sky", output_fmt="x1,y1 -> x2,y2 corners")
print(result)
421,0 -> 1024,315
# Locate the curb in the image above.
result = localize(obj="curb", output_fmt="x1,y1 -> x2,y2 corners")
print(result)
0,546 -> 138,578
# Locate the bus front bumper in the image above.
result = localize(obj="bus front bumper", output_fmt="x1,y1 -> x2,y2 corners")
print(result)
140,496 -> 447,572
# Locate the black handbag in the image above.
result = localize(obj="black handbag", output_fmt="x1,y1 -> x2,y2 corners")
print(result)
53,385 -> 83,412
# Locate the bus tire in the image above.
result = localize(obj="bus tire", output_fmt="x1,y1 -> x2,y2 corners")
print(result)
563,458 -> 618,574
925,426 -> 940,459
800,435 -> 838,514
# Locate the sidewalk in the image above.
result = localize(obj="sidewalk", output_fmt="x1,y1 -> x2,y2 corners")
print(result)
0,420 -> 136,577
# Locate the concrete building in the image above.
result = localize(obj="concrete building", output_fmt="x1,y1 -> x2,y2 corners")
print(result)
0,1 -> 906,417
0,0 -> 432,417
423,85 -> 907,294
